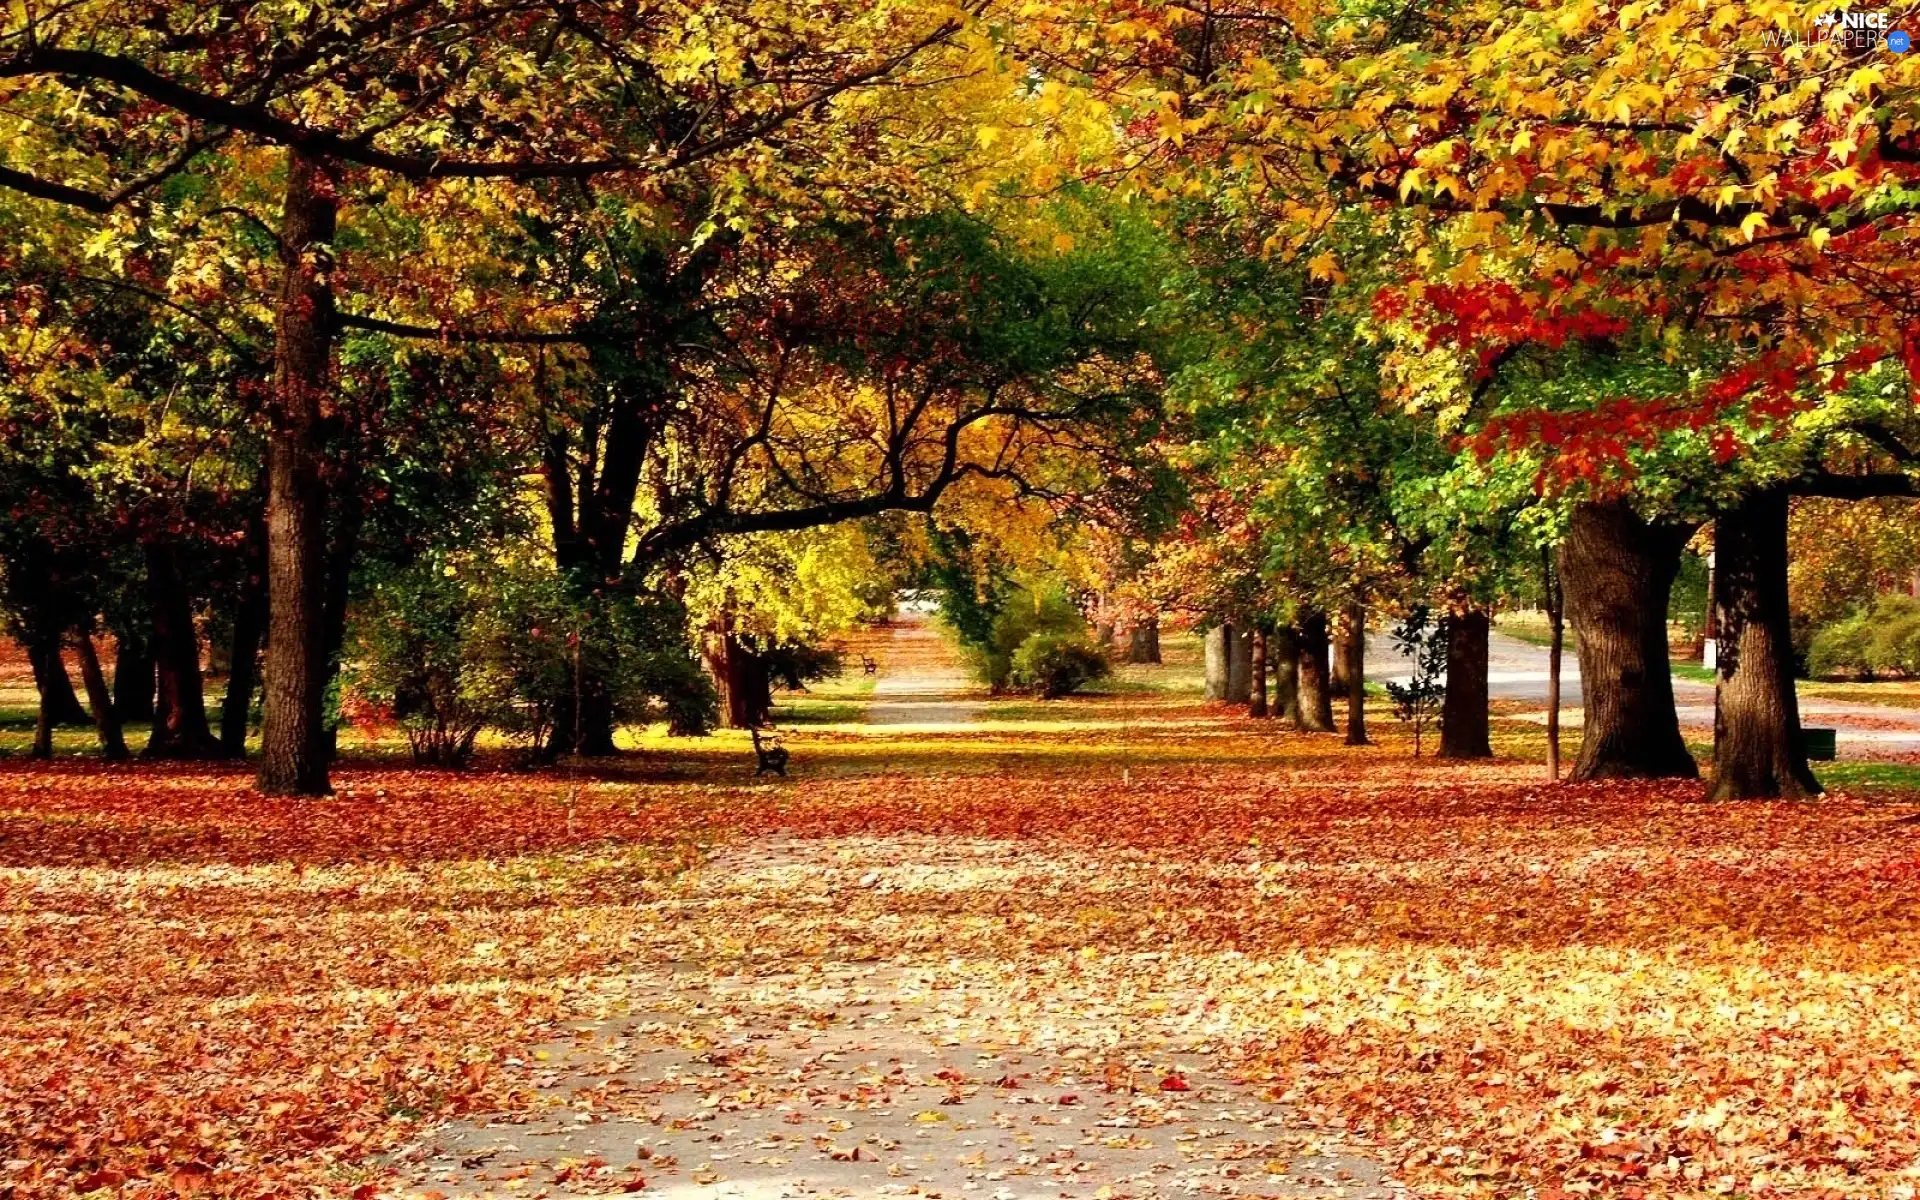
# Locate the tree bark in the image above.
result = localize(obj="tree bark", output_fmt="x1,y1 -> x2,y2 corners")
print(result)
1127,614 -> 1161,663
317,472 -> 366,762
706,633 -> 770,729
73,630 -> 128,760
1708,490 -> 1821,801
1269,626 -> 1300,723
1439,608 -> 1493,759
1227,626 -> 1253,703
144,541 -> 222,759
1203,624 -> 1231,701
258,152 -> 338,795
220,579 -> 265,757
1295,611 -> 1335,732
27,640 -> 90,726
1330,624 -> 1351,696
1249,628 -> 1268,718
1342,600 -> 1368,746
1545,552 -> 1565,782
112,633 -> 155,723
1561,500 -> 1699,779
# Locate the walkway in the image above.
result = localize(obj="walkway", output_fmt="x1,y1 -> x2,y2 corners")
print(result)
865,614 -> 988,727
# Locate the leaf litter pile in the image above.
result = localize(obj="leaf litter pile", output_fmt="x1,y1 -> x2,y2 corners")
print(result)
3,719 -> 1919,1199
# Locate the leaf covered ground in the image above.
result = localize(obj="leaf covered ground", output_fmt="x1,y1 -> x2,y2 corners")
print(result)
4,639 -> 1920,1198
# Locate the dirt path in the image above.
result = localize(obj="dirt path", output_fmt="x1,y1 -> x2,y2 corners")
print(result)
865,614 -> 989,728
389,837 -> 1403,1199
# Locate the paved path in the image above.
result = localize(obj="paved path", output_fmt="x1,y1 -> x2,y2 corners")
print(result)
866,615 -> 988,727
1367,629 -> 1920,758
388,842 -> 1404,1200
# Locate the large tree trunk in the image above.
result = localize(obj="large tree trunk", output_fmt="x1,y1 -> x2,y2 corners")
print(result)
1342,600 -> 1368,746
705,633 -> 770,729
1203,624 -> 1231,701
1440,608 -> 1493,759
1227,626 -> 1253,703
1249,628 -> 1268,718
144,542 -> 222,759
220,580 -> 265,757
1709,490 -> 1821,801
113,633 -> 155,724
27,640 -> 90,726
258,152 -> 338,795
73,630 -> 128,761
1295,611 -> 1335,732
1561,500 -> 1699,780
1269,626 -> 1300,723
1127,615 -> 1161,664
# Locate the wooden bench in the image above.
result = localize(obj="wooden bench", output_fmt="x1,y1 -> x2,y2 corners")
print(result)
751,726 -> 790,776
861,655 -> 878,676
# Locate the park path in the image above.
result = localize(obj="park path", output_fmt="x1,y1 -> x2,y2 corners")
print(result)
1368,628 -> 1920,758
865,613 -> 989,727
388,837 -> 1405,1200
387,622 -> 1406,1199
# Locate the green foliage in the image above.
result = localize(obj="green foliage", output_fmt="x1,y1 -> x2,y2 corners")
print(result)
950,583 -> 1086,691
1384,609 -> 1448,757
1011,632 -> 1111,699
349,553 -> 715,764
1807,595 -> 1920,680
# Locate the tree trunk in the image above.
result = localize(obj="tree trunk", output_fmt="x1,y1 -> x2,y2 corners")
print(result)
1203,624 -> 1231,701
1561,500 -> 1699,779
317,475 -> 366,762
1269,626 -> 1300,723
258,152 -> 338,795
144,541 -> 223,759
73,630 -> 128,760
1295,611 -> 1335,732
1330,624 -> 1351,695
1342,600 -> 1368,746
1227,626 -> 1253,703
31,688 -> 53,759
27,640 -> 90,726
220,581 -> 265,757
707,634 -> 770,729
1545,551 -> 1565,782
1708,490 -> 1821,801
1249,628 -> 1268,718
1439,608 -> 1493,759
113,633 -> 155,724
1127,615 -> 1161,664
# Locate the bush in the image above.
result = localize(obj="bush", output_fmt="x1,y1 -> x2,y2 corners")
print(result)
1010,632 -> 1111,698
955,586 -> 1087,691
349,554 -> 715,765
1807,594 -> 1920,680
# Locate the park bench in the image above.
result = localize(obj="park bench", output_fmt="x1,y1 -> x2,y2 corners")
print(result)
861,655 -> 878,675
751,726 -> 790,776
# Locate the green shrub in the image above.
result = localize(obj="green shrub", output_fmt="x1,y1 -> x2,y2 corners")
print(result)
955,585 -> 1086,691
349,554 -> 714,764
1808,594 -> 1920,679
1010,632 -> 1111,698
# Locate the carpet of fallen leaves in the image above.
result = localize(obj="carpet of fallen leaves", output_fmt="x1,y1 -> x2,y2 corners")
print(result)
4,686 -> 1920,1198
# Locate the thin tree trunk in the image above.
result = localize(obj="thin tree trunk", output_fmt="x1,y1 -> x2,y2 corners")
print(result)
1561,500 -> 1699,779
28,640 -> 90,725
112,633 -> 155,724
1708,489 -> 1821,801
1203,624 -> 1231,701
1439,608 -> 1493,759
1269,626 -> 1300,723
1249,628 -> 1268,718
1127,615 -> 1161,663
1227,626 -> 1253,704
31,688 -> 53,759
1545,551 -> 1565,782
1329,624 -> 1350,696
220,582 -> 265,757
1295,611 -> 1335,732
1342,600 -> 1368,746
144,541 -> 222,759
258,152 -> 338,795
317,475 -> 366,762
73,630 -> 128,760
